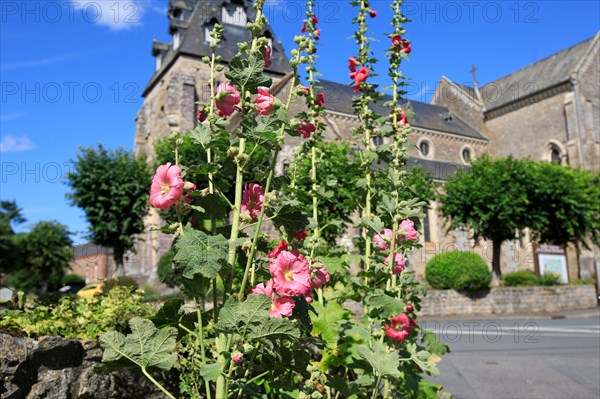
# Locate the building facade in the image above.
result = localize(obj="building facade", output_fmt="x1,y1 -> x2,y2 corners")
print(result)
129,0 -> 599,283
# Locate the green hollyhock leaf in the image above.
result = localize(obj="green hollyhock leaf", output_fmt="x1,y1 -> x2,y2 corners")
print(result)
225,54 -> 272,94
180,274 -> 209,302
189,125 -> 212,147
216,295 -> 300,340
173,225 -> 228,279
310,301 -> 351,349
357,342 -> 401,379
422,331 -> 450,356
361,215 -> 385,234
150,299 -> 198,338
365,289 -> 405,318
407,342 -> 441,377
200,362 -> 223,382
96,318 -> 177,373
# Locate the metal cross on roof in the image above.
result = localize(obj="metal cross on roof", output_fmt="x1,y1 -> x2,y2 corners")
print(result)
469,64 -> 478,86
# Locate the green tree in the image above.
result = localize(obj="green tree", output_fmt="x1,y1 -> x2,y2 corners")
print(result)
66,145 -> 151,276
439,156 -> 600,283
0,200 -> 26,276
438,156 -> 535,282
528,162 -> 600,247
8,221 -> 73,293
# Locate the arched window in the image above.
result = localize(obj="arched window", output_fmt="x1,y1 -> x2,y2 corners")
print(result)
550,145 -> 561,164
372,136 -> 384,147
418,139 -> 433,158
462,148 -> 471,162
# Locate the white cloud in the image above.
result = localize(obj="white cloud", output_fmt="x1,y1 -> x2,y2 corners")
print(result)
0,135 -> 36,152
70,1 -> 148,31
0,112 -> 26,122
0,52 -> 94,72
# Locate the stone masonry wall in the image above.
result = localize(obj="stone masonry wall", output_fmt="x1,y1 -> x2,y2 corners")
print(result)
0,334 -> 174,399
420,285 -> 598,317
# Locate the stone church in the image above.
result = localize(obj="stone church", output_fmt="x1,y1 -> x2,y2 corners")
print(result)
130,0 -> 599,284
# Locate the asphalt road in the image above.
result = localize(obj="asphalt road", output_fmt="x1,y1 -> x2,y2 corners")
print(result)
423,312 -> 600,399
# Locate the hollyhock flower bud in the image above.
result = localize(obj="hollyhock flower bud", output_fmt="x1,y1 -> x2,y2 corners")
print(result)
232,353 -> 243,363
183,181 -> 196,191
348,56 -> 357,73
406,303 -> 414,313
311,14 -> 318,24
264,45 -> 272,68
267,240 -> 288,258
150,163 -> 184,210
315,27 -> 321,40
241,183 -> 264,220
301,22 -> 307,34
384,313 -> 412,341
298,121 -> 317,139
269,296 -> 295,318
369,10 -> 378,18
399,219 -> 418,241
197,108 -> 207,123
373,229 -> 393,250
214,81 -> 240,117
294,230 -> 308,240
316,92 -> 325,107
386,253 -> 405,275
270,250 -> 312,297
311,265 -> 330,289
256,87 -> 275,116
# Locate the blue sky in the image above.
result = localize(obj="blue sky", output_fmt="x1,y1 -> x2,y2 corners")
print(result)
1,0 -> 599,243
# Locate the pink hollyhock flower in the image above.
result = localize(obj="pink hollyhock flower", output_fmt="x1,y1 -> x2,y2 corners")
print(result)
269,296 -> 295,318
298,121 -> 317,139
150,163 -> 184,210
373,229 -> 393,250
369,9 -> 378,18
316,92 -> 325,107
315,27 -> 321,40
311,14 -> 318,24
241,183 -> 264,219
256,87 -> 275,116
264,45 -> 272,68
301,22 -> 307,34
384,313 -> 412,341
267,240 -> 288,259
294,230 -> 307,240
392,35 -> 402,48
214,81 -> 240,117
311,265 -> 330,289
197,108 -> 207,123
399,108 -> 408,127
270,250 -> 312,297
386,252 -> 405,275
232,352 -> 243,363
251,280 -> 274,298
406,303 -> 414,313
399,219 -> 418,241
350,66 -> 370,93
348,56 -> 357,72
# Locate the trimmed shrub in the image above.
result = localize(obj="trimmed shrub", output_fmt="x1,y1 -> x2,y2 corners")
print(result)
539,272 -> 561,286
105,276 -> 138,290
501,270 -> 539,287
425,251 -> 491,291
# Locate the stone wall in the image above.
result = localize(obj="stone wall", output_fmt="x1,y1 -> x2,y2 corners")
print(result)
420,285 -> 598,317
0,334 -> 174,399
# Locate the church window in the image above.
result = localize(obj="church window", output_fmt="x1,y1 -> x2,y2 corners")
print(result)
462,148 -> 471,162
423,210 -> 431,243
173,30 -> 181,49
222,2 -> 247,26
418,139 -> 432,158
550,145 -> 561,164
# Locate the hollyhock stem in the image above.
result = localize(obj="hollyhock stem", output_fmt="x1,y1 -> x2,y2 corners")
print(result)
371,374 -> 382,399
387,222 -> 399,290
238,49 -> 303,299
142,368 -> 176,399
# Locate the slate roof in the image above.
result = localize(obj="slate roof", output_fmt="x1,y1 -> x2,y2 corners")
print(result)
480,35 -> 596,111
407,157 -> 468,181
319,79 -> 486,140
144,0 -> 291,96
73,244 -> 112,259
